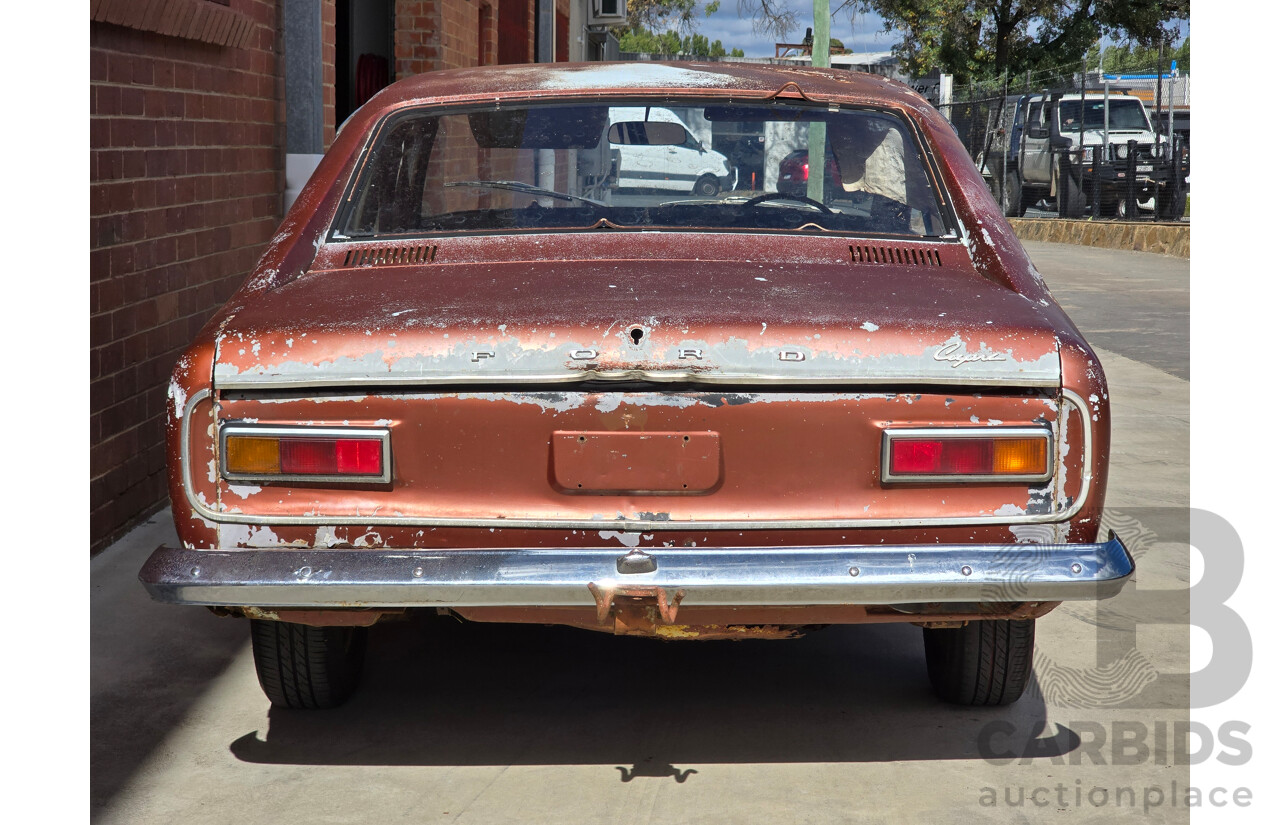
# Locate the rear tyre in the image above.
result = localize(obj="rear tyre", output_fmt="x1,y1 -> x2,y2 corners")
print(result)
1156,187 -> 1182,220
1057,156 -> 1086,218
1001,170 -> 1025,217
693,174 -> 720,197
923,619 -> 1034,706
250,619 -> 368,709
1097,186 -> 1120,218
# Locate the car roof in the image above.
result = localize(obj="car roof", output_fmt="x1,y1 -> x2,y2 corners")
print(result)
364,61 -> 927,110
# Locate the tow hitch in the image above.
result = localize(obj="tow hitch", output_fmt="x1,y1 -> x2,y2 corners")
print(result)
588,581 -> 687,631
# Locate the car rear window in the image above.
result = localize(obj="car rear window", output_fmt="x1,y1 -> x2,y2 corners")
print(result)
333,100 -> 953,240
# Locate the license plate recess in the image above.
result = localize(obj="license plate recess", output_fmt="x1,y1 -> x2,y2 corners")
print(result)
551,431 -> 721,493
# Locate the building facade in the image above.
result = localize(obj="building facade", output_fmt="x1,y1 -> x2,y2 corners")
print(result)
89,0 -> 588,550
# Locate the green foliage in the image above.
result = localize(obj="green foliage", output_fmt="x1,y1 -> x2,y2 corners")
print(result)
619,27 -> 742,57
1086,37 -> 1189,74
627,0 -> 699,34
623,1 -> 739,53
852,1 -> 1188,83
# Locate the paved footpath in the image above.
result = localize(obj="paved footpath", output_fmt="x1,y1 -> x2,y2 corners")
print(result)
91,241 -> 1190,824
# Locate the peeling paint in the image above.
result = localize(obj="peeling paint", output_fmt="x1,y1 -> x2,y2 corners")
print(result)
168,379 -> 188,420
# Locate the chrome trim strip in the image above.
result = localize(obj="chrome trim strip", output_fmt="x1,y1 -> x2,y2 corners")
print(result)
180,387 -> 1094,530
880,425 -> 1054,484
139,533 -> 1134,607
213,369 -> 1062,391
181,387 -> 214,520
219,423 -> 393,484
1060,388 -> 1094,515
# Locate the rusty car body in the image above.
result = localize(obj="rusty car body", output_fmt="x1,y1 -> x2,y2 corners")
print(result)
141,62 -> 1132,709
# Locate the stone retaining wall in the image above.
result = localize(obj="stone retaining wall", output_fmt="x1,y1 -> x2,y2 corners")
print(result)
1008,218 -> 1189,257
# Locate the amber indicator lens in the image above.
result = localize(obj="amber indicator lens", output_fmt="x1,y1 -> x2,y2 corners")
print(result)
224,436 -> 280,475
992,438 -> 1048,475
890,437 -> 1047,477
225,435 -> 383,476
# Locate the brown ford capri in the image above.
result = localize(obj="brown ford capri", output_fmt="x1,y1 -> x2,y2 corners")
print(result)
142,62 -> 1131,709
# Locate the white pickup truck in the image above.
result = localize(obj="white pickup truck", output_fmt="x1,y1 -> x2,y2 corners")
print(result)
995,91 -> 1176,218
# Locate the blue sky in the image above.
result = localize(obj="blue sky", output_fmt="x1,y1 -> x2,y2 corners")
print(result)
698,6 -> 895,58
695,4 -> 1190,61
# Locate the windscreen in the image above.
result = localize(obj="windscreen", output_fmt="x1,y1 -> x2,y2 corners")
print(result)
1058,98 -> 1151,131
334,101 -> 951,240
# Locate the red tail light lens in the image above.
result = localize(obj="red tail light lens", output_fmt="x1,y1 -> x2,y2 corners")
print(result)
890,438 -> 993,475
279,438 -> 383,475
801,161 -> 810,180
883,429 -> 1051,482
222,426 -> 389,482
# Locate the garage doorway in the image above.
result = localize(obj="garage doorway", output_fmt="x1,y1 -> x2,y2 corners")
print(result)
336,0 -> 394,126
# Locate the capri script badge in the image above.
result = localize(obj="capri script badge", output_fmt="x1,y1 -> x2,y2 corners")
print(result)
933,342 -> 1009,368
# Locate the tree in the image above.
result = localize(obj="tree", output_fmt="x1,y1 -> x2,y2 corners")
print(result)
1173,37 -> 1189,73
629,0 -> 723,34
1085,37 -> 1190,75
619,26 -> 745,56
733,0 -> 1188,82
852,0 -> 1189,82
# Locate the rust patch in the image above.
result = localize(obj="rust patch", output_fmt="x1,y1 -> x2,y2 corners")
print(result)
234,607 -> 395,627
652,624 -> 810,640
588,581 -> 686,626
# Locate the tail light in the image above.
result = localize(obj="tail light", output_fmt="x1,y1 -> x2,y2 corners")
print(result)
801,161 -> 809,180
221,425 -> 391,483
881,427 -> 1052,483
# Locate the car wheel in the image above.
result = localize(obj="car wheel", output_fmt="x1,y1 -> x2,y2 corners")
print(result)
923,618 -> 1034,706
250,619 -> 368,709
1001,170 -> 1025,217
1097,187 -> 1119,218
693,174 -> 720,197
1156,188 -> 1182,220
1057,156 -> 1086,218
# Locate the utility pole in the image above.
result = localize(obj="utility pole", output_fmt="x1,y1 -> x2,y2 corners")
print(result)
811,0 -> 830,68
806,0 -> 830,203
536,0 -> 556,204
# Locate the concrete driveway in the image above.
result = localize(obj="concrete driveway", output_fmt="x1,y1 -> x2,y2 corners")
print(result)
91,241 -> 1190,823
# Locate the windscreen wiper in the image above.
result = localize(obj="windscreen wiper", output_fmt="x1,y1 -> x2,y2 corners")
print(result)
445,180 -> 605,206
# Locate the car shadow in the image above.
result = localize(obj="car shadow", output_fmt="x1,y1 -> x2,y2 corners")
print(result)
91,514 -> 249,817
229,613 -> 1070,770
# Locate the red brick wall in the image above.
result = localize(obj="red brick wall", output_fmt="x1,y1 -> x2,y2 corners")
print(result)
441,0 -> 491,68
478,3 -> 495,66
323,0 -> 337,146
90,0 -> 546,551
89,0 -> 284,551
403,0 -> 535,75
395,0 -> 441,77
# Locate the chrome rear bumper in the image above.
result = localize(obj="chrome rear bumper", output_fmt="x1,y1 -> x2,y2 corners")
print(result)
140,533 -> 1133,608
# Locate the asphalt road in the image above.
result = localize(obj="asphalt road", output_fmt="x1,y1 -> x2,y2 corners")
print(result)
91,240 -> 1191,824
1025,240 -> 1190,380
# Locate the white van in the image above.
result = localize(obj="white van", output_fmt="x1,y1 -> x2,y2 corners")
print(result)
606,107 -> 737,196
